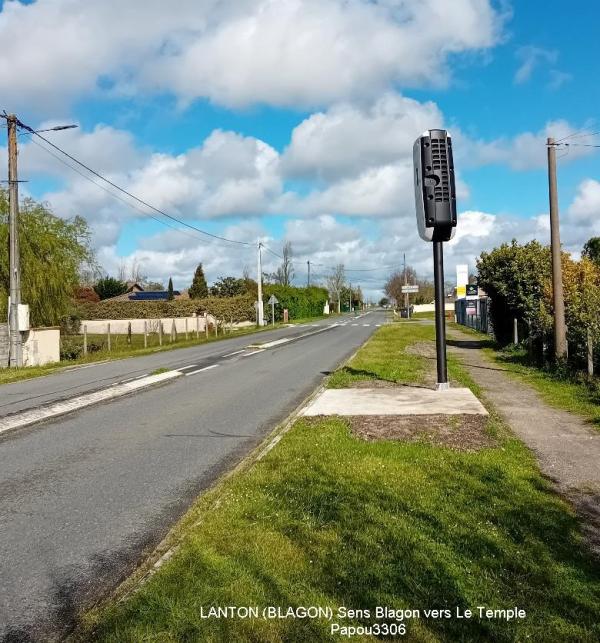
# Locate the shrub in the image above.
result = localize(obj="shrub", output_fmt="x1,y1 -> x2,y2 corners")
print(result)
263,285 -> 329,321
77,295 -> 256,323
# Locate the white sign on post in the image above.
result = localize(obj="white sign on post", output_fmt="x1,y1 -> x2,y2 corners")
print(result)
267,294 -> 279,325
401,285 -> 419,294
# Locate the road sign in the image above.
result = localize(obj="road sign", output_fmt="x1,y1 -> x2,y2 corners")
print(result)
267,295 -> 279,305
466,284 -> 478,300
466,301 -> 477,314
401,285 -> 419,294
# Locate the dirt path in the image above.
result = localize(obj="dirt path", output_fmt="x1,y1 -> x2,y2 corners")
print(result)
448,327 -> 600,555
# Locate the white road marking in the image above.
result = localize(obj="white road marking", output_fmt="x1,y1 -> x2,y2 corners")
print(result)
177,364 -> 198,371
376,324 -> 382,327
0,370 -> 182,436
221,350 -> 246,357
363,324 -> 370,327
241,349 -> 266,357
250,338 -> 290,349
185,364 -> 219,376
351,323 -> 358,326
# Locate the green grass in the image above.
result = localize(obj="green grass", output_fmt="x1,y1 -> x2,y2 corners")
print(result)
450,323 -> 600,428
80,323 -> 600,642
327,323 -> 431,388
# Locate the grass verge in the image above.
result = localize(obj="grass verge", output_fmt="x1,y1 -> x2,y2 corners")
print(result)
0,315 -> 330,387
450,323 -> 600,429
79,322 -> 600,642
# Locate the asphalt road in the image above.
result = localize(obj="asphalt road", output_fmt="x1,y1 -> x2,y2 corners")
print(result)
0,310 -> 385,641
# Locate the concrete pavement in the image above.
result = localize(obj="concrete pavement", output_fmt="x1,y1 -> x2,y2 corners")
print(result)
0,311 -> 385,641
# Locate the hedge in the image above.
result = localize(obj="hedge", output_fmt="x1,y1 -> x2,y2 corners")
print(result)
263,285 -> 329,321
77,295 -> 256,322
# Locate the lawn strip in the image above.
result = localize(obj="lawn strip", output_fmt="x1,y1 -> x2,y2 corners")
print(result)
79,322 -> 600,642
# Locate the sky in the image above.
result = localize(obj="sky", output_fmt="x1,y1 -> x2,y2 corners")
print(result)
1,0 -> 599,300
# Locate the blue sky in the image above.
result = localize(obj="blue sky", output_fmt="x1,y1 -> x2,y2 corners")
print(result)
1,0 -> 599,297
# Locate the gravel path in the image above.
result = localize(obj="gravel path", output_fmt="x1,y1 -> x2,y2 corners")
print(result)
448,328 -> 600,556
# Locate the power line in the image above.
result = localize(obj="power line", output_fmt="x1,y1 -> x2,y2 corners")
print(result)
23,134 -> 245,248
14,117 -> 252,248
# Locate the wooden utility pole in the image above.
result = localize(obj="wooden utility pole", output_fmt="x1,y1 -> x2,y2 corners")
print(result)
307,260 -> 310,287
547,137 -> 567,360
7,114 -> 23,367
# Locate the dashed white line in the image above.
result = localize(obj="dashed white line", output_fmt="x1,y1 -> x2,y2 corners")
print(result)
221,350 -> 246,357
185,364 -> 219,376
363,324 -> 370,327
241,349 -> 266,357
177,364 -> 198,371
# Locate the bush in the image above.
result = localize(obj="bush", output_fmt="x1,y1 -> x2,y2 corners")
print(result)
77,295 -> 256,323
263,285 -> 329,321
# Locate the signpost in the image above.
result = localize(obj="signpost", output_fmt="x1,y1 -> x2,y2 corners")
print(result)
268,294 -> 279,325
413,129 -> 458,390
401,284 -> 418,319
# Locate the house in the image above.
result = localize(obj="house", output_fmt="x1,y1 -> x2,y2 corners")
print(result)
103,283 -> 182,303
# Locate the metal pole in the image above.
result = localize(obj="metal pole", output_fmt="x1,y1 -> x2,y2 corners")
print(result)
588,329 -> 594,377
513,318 -> 518,345
257,241 -> 265,326
433,241 -> 448,389
547,137 -> 567,360
307,260 -> 310,287
271,301 -> 275,325
7,114 -> 23,367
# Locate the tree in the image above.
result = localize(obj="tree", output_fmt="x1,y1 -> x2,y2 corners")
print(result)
582,237 -> 600,266
167,277 -> 174,301
476,240 -> 551,344
144,281 -> 164,291
94,276 -> 127,300
326,264 -> 346,313
0,190 -> 95,326
384,267 -> 416,305
269,241 -> 295,286
546,255 -> 600,370
210,276 -> 248,298
379,297 -> 390,307
189,263 -> 208,299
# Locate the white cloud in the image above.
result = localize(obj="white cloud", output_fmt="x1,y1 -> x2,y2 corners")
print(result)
282,93 -> 443,180
514,46 -> 557,84
0,0 -> 503,111
456,120 -> 597,170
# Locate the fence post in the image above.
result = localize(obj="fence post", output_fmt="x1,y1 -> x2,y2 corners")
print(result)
107,323 -> 111,352
159,321 -> 163,346
185,318 -> 189,341
513,318 -> 518,345
196,315 -> 200,340
587,329 -> 594,377
171,319 -> 176,343
215,319 -> 218,337
144,321 -> 148,348
205,312 -> 209,339
127,321 -> 132,345
83,324 -> 88,357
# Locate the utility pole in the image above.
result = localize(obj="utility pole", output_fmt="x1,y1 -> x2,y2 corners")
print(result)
7,114 -> 23,367
349,281 -> 352,313
547,137 -> 567,360
403,252 -> 410,319
307,260 -> 310,287
256,240 -> 265,326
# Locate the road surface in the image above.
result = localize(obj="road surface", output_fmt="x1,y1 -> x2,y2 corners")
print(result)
0,311 -> 385,641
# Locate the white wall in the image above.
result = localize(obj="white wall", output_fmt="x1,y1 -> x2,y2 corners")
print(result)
412,303 -> 455,313
79,315 -> 254,335
23,327 -> 60,366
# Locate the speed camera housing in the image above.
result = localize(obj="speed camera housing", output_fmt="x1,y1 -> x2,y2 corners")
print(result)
413,129 -> 457,242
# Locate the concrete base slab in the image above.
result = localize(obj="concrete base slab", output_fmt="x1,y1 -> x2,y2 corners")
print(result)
301,387 -> 488,417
